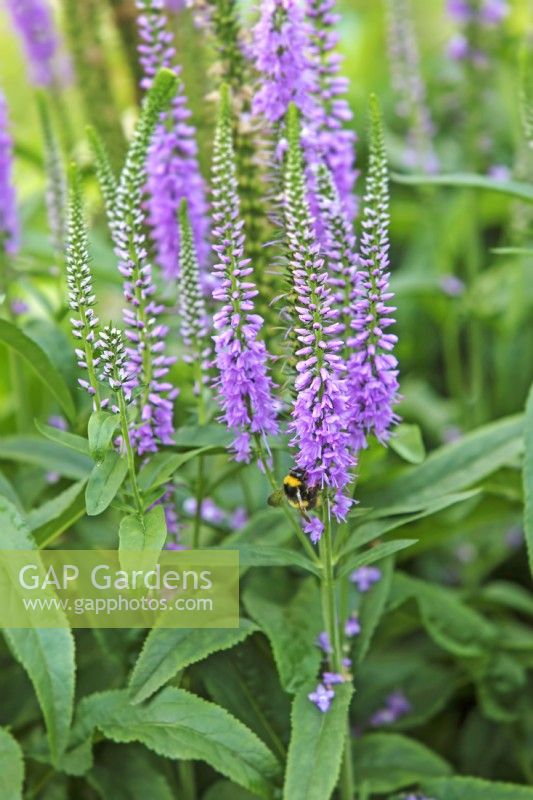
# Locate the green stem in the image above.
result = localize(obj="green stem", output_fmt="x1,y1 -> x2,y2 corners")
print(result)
319,495 -> 354,800
117,391 -> 143,517
192,456 -> 204,549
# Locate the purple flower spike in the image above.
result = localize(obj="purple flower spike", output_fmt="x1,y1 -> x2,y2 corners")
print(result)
210,86 -> 279,462
0,92 -> 19,256
308,683 -> 335,712
6,0 -> 67,87
305,0 -> 358,219
252,0 -> 318,127
136,0 -> 209,277
347,98 -> 399,451
350,565 -> 381,592
283,106 -> 355,523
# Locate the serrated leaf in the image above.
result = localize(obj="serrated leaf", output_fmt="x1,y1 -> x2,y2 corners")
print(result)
0,319 -> 75,421
129,620 -> 257,703
391,573 -> 496,657
389,423 -> 426,464
283,682 -> 353,800
336,539 -> 417,580
0,498 -> 75,766
352,555 -> 394,664
0,469 -> 22,511
352,732 -> 451,793
0,436 -> 92,479
34,419 -> 90,456
71,688 -> 280,798
360,415 -> 523,509
88,412 -> 119,464
0,727 -> 24,800
228,544 -> 320,576
28,480 -> 87,547
85,450 -> 128,516
137,447 -> 215,492
119,505 -> 166,553
422,776 -> 533,799
243,574 -> 322,693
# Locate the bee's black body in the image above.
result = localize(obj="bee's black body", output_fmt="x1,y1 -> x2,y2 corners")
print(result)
282,468 -> 319,512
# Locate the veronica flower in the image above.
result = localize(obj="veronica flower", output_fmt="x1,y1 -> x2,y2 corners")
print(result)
5,0 -> 65,87
136,0 -> 208,277
283,105 -> 354,532
346,98 -> 399,451
344,614 -> 361,637
308,682 -> 335,713
305,0 -> 358,219
65,168 -> 101,407
210,86 -> 279,462
178,200 -> 211,386
252,0 -> 318,128
350,565 -> 382,593
385,0 -> 438,173
98,326 -> 130,398
0,91 -> 18,256
111,70 -> 179,454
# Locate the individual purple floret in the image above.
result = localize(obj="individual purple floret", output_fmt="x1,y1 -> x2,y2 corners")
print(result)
346,98 -> 399,451
440,275 -> 465,297
5,0 -> 67,87
304,516 -> 325,544
370,689 -> 411,727
350,565 -> 381,592
210,87 -> 279,463
345,614 -> 361,637
136,0 -> 208,277
323,671 -> 346,685
305,0 -> 358,220
0,92 -> 19,256
308,682 -> 335,712
316,631 -> 332,654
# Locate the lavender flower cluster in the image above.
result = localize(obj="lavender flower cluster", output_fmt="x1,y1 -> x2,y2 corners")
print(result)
5,0 -> 69,87
447,0 -> 509,66
0,91 -> 18,255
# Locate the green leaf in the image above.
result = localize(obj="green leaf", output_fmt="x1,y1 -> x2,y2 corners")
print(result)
204,781 -> 256,800
129,620 -> 257,703
523,384 -> 533,576
336,539 -> 417,580
28,480 -> 87,547
243,575 -> 322,693
389,423 -> 426,464
35,419 -> 90,456
352,732 -> 451,793
87,743 -> 174,800
352,556 -> 394,664
422,776 -> 533,800
391,573 -> 495,657
119,505 -> 166,553
0,498 -> 75,765
0,727 -> 24,800
283,682 -> 353,800
0,436 -> 92,480
85,450 -> 128,516
0,469 -> 22,511
72,688 -> 280,798
393,171 -> 533,202
228,544 -> 320,576
0,319 -> 75,421
137,447 -> 216,492
360,415 -> 523,510
88,412 -> 119,464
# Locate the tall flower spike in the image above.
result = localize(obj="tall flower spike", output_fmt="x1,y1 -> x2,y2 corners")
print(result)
5,0 -> 65,87
385,0 -> 438,174
347,97 -> 399,450
210,85 -> 279,463
305,0 -> 358,220
0,91 -> 19,256
178,199 -> 211,392
37,95 -> 66,272
65,166 -> 101,407
136,0 -> 209,277
252,0 -> 318,127
283,104 -> 354,532
111,69 -> 179,454
98,326 -> 130,399
315,161 -> 358,345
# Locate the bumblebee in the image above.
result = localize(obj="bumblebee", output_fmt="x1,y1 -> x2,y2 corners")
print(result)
283,467 -> 320,517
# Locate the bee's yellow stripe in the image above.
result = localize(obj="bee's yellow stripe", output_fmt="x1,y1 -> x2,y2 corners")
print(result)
283,475 -> 301,488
